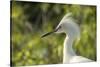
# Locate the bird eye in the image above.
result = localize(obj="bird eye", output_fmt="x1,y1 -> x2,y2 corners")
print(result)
60,26 -> 62,28
54,25 -> 62,32
59,25 -> 62,29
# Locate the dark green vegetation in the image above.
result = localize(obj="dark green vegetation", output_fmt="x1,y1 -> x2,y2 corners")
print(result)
11,1 -> 96,66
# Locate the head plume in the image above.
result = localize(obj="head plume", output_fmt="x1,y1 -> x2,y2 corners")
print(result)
61,12 -> 72,22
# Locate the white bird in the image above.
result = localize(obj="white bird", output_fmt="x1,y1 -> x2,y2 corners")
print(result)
42,13 -> 93,63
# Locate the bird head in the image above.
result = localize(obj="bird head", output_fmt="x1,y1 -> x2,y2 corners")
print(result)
41,13 -> 80,39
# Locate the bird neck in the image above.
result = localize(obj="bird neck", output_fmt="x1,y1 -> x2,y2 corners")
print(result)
63,34 -> 76,63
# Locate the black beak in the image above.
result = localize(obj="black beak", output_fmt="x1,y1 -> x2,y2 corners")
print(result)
41,31 -> 55,38
41,26 -> 61,38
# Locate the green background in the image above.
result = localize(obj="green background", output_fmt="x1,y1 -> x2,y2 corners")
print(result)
11,1 -> 96,66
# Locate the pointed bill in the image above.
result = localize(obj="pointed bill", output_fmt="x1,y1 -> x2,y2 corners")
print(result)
41,31 -> 54,38
41,26 -> 61,38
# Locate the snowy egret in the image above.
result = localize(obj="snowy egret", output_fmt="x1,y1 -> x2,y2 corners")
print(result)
41,13 -> 92,63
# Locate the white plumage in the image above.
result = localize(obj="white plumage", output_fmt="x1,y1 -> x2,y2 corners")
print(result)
55,13 -> 92,63
42,13 -> 93,63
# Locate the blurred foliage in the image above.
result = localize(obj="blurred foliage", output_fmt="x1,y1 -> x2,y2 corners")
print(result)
11,1 -> 96,66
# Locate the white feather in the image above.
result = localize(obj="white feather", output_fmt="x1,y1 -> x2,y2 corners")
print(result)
55,13 -> 93,63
